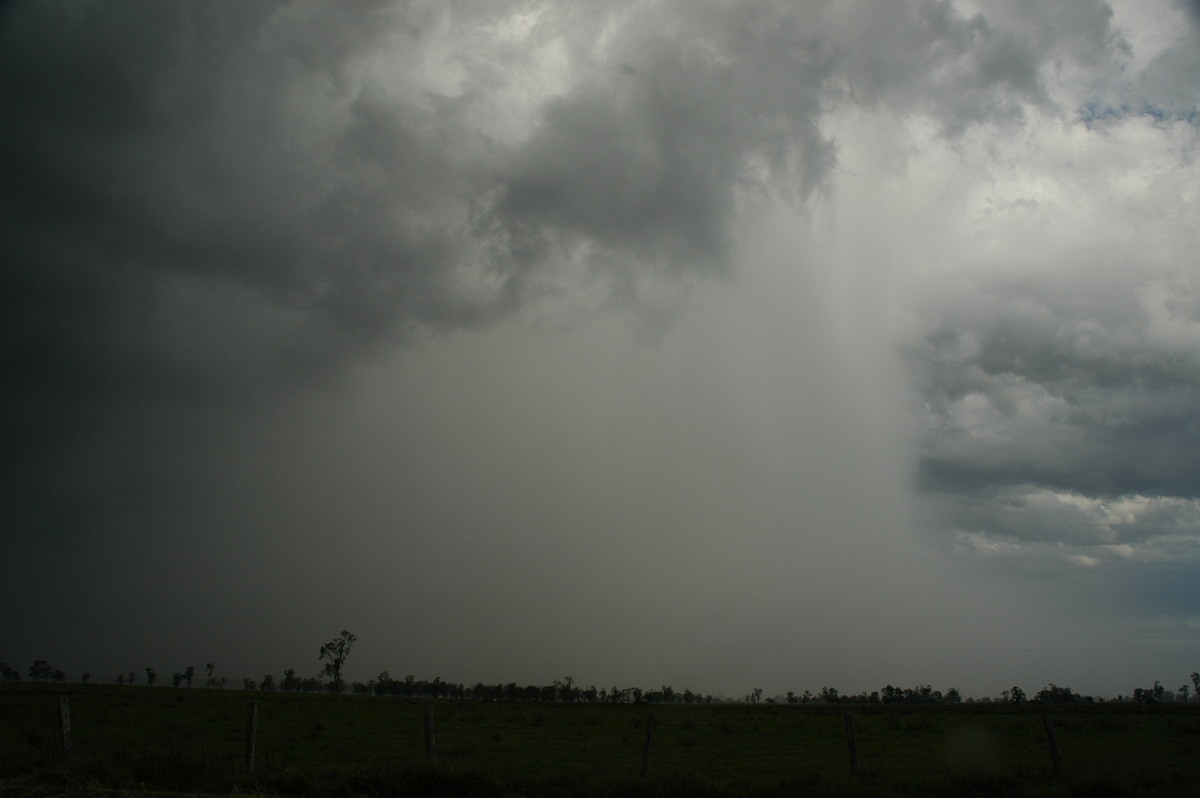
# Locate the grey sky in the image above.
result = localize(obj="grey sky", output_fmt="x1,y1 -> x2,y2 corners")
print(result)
2,0 -> 1198,699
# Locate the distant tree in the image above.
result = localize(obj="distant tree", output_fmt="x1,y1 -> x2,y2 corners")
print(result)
204,663 -> 216,688
319,630 -> 356,699
902,685 -> 940,703
185,666 -> 195,688
818,686 -> 839,704
128,671 -> 136,685
51,669 -> 66,682
374,672 -> 394,696
944,687 -> 962,704
81,673 -> 91,684
0,662 -> 20,681
1036,684 -> 1080,704
145,667 -> 157,687
1009,686 -> 1025,704
28,660 -> 53,681
243,678 -> 257,691
282,668 -> 299,692
261,674 -> 276,692
1191,672 -> 1199,699
1179,684 -> 1190,702
172,672 -> 184,688
117,673 -> 125,686
1133,681 -> 1166,703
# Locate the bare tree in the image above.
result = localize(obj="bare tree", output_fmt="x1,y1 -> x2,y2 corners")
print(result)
319,630 -> 357,698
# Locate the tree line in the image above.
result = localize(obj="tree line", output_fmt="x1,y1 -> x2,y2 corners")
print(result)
5,630 -> 1198,707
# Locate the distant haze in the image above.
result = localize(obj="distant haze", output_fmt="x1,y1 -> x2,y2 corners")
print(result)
2,0 -> 1198,700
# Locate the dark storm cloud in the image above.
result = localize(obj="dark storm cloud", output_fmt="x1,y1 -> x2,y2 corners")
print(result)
0,1 -> 832,409
909,265 -> 1200,565
491,1 -> 837,304
5,0 -> 1185,694
0,0 -> 844,557
1,0 -> 1117,398
1,0 -> 1121,425
0,1 -> 442,549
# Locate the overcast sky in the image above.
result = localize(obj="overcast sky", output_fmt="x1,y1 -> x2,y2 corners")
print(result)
3,0 -> 1199,699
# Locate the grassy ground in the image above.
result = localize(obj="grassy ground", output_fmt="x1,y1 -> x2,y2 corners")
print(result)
2,682 -> 1198,796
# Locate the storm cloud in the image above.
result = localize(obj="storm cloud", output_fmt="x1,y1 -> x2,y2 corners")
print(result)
3,0 -> 1197,697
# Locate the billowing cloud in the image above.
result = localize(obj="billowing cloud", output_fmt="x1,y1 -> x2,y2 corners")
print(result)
2,0 -> 1198,697
900,42 -> 1200,588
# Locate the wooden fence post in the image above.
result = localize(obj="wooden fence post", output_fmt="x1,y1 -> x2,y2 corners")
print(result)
245,700 -> 258,771
843,713 -> 859,775
1041,713 -> 1063,778
59,696 -> 73,760
641,712 -> 655,777
424,704 -> 437,763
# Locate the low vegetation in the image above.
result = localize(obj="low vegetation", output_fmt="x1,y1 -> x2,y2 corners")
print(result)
3,681 -> 1199,797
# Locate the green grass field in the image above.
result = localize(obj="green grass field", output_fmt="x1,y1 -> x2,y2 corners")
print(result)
2,682 -> 1198,796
